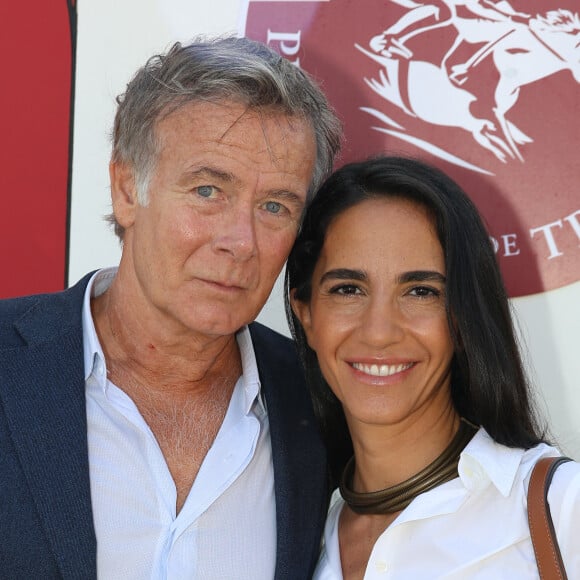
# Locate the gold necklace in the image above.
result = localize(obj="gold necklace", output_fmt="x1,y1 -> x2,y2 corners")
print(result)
340,419 -> 477,515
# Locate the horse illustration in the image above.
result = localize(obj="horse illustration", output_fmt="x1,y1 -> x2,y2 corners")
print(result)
488,10 -> 580,160
359,7 -> 580,166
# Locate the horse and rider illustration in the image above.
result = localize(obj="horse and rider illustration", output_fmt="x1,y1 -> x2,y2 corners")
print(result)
357,1 -> 580,171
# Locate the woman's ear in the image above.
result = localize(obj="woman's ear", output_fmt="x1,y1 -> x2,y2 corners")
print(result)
290,289 -> 314,347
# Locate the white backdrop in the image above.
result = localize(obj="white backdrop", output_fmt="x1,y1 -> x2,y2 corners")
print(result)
70,0 -> 580,458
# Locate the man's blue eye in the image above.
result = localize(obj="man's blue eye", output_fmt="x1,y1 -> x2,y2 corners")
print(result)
265,201 -> 282,214
197,185 -> 214,198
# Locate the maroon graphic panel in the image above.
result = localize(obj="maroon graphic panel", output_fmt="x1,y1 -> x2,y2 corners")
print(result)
0,1 -> 77,298
246,0 -> 580,297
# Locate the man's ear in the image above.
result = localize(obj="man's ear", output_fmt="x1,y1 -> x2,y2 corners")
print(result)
290,289 -> 314,348
110,160 -> 138,229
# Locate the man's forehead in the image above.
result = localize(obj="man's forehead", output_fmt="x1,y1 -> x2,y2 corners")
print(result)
157,99 -> 312,143
153,99 -> 316,177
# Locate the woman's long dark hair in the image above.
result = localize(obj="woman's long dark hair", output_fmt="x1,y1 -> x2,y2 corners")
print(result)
285,156 -> 545,484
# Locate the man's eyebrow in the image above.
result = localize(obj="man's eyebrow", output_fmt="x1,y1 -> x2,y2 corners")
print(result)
319,269 -> 367,284
181,166 -> 236,183
398,270 -> 446,284
268,189 -> 305,206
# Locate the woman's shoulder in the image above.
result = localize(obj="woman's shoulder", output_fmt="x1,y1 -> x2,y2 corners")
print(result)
520,442 -> 580,479
479,439 -> 579,574
518,442 -> 579,490
536,453 -> 580,576
465,433 -> 579,503
542,454 -> 580,510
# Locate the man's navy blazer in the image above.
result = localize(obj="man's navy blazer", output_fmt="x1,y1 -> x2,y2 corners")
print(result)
0,273 -> 328,579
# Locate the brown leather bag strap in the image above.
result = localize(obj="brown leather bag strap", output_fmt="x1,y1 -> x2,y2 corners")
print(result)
528,456 -> 572,580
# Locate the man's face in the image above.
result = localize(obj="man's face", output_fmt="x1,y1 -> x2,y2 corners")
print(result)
114,100 -> 317,340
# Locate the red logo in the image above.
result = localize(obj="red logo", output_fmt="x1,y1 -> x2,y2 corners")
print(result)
244,0 -> 580,297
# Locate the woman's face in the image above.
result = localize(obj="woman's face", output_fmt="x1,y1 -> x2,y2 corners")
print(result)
293,197 -> 455,430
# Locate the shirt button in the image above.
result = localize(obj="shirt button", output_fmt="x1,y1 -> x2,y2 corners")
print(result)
374,560 -> 388,573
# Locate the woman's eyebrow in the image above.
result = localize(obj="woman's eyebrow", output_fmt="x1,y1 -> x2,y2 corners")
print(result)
318,269 -> 445,285
398,270 -> 446,284
319,269 -> 367,284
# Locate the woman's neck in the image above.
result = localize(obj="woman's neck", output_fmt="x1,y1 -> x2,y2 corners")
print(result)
348,406 -> 461,493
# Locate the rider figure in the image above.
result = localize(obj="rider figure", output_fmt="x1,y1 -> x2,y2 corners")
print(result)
370,0 -> 530,84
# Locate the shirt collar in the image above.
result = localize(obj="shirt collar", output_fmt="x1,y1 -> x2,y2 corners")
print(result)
236,325 -> 265,416
82,268 -> 117,383
458,427 -> 525,497
82,268 -> 264,415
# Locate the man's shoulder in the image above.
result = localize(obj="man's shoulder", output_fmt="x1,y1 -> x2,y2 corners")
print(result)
248,322 -> 299,362
249,322 -> 304,381
0,273 -> 94,347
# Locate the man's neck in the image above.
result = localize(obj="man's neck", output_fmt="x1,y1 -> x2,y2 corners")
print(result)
91,279 -> 242,400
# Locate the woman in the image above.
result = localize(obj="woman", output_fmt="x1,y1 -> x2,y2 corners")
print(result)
285,156 -> 579,578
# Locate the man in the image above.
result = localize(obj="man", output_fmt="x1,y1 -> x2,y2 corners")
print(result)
0,37 -> 341,579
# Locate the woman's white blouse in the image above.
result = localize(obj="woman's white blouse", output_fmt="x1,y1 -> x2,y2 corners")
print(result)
314,429 -> 580,579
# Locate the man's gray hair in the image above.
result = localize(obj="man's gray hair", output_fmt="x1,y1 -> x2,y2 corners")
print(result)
110,36 -> 342,239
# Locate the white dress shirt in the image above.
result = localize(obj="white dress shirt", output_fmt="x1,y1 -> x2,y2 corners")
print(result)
315,429 -> 580,579
82,269 -> 276,579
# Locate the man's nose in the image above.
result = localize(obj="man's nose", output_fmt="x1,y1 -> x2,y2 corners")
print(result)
213,206 -> 257,261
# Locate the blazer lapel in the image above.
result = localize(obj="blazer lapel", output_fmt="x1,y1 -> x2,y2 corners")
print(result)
0,278 -> 96,579
250,323 -> 328,580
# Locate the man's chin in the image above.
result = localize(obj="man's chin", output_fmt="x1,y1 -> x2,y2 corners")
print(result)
182,313 -> 254,340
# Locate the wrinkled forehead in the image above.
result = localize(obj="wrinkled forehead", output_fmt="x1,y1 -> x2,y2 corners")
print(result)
157,96 -> 309,135
152,98 -> 316,164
